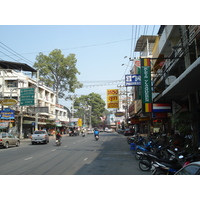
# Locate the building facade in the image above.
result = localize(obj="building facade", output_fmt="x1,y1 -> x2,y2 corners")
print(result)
0,61 -> 70,138
128,25 -> 200,147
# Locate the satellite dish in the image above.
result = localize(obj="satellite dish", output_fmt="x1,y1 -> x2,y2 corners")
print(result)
165,75 -> 176,85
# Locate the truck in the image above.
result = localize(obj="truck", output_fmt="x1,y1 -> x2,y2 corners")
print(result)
31,130 -> 49,145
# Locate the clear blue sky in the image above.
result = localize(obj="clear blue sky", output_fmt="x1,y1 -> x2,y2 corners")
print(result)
0,25 -> 160,108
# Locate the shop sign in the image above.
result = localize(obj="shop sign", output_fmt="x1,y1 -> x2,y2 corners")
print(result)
107,89 -> 119,109
0,108 -> 15,119
125,74 -> 141,86
141,58 -> 152,113
0,98 -> 18,106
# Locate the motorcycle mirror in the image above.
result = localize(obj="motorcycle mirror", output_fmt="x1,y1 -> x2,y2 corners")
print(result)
179,155 -> 184,159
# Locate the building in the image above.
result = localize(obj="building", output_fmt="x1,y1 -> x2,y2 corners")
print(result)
0,61 -> 70,138
128,25 -> 200,147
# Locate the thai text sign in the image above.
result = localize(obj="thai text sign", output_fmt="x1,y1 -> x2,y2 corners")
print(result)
107,89 -> 119,109
141,60 -> 152,112
20,88 -> 35,106
0,108 -> 15,119
125,74 -> 141,86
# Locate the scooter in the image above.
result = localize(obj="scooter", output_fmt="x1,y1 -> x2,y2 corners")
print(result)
55,139 -> 61,146
95,135 -> 99,141
82,132 -> 85,137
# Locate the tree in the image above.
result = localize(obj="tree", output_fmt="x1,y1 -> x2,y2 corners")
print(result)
74,93 -> 106,127
33,49 -> 83,103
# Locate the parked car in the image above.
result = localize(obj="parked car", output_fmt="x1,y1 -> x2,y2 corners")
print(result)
175,161 -> 200,175
0,132 -> 20,149
116,129 -> 124,134
31,130 -> 49,144
123,128 -> 135,136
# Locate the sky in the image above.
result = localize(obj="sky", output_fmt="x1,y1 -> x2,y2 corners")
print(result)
0,25 -> 160,109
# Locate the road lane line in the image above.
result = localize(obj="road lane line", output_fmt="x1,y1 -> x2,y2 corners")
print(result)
52,149 -> 56,152
24,157 -> 33,161
84,158 -> 88,161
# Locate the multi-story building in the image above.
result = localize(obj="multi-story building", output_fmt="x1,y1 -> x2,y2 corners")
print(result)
0,61 -> 70,138
129,25 -> 200,147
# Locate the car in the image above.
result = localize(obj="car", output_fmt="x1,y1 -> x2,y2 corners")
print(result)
116,129 -> 124,134
175,161 -> 200,175
31,130 -> 49,144
123,128 -> 135,136
0,132 -> 20,149
107,128 -> 113,133
87,129 -> 93,134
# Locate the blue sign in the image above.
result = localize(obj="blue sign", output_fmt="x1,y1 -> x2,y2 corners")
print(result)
0,109 -> 15,119
125,74 -> 141,86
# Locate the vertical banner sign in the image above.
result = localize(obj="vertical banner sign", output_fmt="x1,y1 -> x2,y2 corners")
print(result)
107,89 -> 119,109
141,58 -> 152,112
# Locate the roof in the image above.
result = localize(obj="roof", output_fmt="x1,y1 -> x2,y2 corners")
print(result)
0,60 -> 37,72
135,35 -> 157,52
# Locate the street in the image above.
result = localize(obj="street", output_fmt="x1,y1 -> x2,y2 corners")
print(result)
0,132 -> 151,175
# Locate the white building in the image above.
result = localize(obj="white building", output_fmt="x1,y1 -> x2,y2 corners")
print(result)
0,61 -> 70,137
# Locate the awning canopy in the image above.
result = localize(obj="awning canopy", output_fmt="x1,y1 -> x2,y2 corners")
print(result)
154,57 -> 200,103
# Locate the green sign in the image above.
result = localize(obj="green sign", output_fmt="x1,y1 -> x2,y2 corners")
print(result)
141,66 -> 152,103
20,88 -> 35,106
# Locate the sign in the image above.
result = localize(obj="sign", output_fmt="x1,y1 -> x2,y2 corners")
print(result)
27,107 -> 49,113
78,118 -> 82,126
107,89 -> 119,109
107,102 -> 119,108
20,88 -> 35,106
0,108 -> 15,119
141,60 -> 152,112
125,74 -> 141,86
0,99 -> 18,106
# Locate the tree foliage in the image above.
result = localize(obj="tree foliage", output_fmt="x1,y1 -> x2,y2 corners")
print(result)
74,93 -> 106,127
33,49 -> 83,103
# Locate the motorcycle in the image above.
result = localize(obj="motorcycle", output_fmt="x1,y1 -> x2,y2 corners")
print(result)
55,139 -> 62,146
95,135 -> 99,141
82,132 -> 85,137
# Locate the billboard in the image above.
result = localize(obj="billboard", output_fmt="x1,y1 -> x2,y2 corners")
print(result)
107,89 -> 119,109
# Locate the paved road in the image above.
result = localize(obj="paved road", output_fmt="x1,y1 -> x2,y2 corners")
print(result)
0,132 -> 151,175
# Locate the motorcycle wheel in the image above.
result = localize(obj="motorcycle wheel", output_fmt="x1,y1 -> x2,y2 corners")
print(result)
135,150 -> 142,160
139,159 -> 151,171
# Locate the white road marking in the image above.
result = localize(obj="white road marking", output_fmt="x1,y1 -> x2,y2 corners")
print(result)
84,158 -> 88,161
24,157 -> 33,161
52,149 -> 56,152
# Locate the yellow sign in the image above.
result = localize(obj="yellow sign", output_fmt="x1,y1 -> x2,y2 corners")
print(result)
107,89 -> 119,96
78,118 -> 82,126
0,99 -> 18,106
107,95 -> 119,102
107,102 -> 119,108
107,89 -> 119,109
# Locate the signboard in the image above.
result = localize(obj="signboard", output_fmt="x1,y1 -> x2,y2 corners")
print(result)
0,99 -> 18,106
125,74 -> 141,86
27,107 -> 49,113
141,59 -> 152,113
20,88 -> 35,106
153,104 -> 171,113
0,108 -> 15,119
78,118 -> 82,126
107,89 -> 119,109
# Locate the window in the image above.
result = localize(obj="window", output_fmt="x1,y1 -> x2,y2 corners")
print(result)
7,80 -> 18,87
2,133 -> 7,138
177,165 -> 200,175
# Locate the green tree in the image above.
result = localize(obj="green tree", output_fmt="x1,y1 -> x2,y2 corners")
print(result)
33,49 -> 83,103
74,93 -> 106,127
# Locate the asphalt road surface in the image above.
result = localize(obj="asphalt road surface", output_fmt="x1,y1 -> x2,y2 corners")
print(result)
0,132 -> 151,175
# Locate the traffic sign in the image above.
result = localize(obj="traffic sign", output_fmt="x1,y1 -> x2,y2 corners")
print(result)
20,88 -> 35,106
